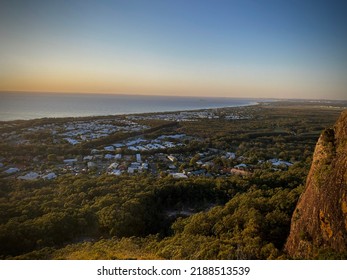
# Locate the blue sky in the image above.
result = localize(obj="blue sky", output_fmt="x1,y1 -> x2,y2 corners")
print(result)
1,0 -> 346,99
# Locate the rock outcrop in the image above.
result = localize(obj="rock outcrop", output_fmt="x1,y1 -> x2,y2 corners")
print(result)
285,110 -> 347,258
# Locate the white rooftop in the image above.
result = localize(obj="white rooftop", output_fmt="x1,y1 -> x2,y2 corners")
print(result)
18,172 -> 39,180
42,172 -> 57,180
5,167 -> 20,174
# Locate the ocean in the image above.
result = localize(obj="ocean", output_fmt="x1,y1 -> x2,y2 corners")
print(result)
0,92 -> 260,121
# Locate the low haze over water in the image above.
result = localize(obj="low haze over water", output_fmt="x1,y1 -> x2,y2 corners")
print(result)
0,92 -> 259,121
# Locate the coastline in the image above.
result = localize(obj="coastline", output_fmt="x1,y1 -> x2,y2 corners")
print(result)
0,92 -> 264,122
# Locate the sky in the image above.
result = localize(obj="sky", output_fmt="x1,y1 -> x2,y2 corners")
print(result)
0,0 -> 346,100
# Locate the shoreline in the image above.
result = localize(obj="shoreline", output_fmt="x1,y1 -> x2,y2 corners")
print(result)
2,97 -> 346,122
0,99 -> 263,122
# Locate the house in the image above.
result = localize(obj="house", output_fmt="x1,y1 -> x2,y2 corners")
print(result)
104,146 -> 115,151
130,162 -> 141,169
142,163 -> 149,170
234,163 -> 248,170
230,168 -> 249,176
126,138 -> 146,146
83,155 -> 93,161
87,162 -> 97,169
108,162 -> 119,170
167,155 -> 177,162
42,172 -> 57,180
127,167 -> 135,174
172,173 -> 188,179
64,158 -> 78,164
154,143 -> 166,149
64,138 -> 79,145
268,158 -> 293,167
158,134 -> 186,140
136,154 -> 142,162
168,164 -> 177,169
113,143 -> 124,148
226,152 -> 236,159
188,170 -> 205,176
163,142 -> 175,148
104,154 -> 114,160
18,172 -> 39,180
115,154 -> 122,160
5,167 -> 20,174
109,169 -> 122,176
146,144 -> 157,150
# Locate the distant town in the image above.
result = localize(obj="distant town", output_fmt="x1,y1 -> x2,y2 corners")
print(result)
1,106 -> 294,182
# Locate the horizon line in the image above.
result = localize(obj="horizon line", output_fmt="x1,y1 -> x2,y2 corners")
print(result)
1,90 -> 347,102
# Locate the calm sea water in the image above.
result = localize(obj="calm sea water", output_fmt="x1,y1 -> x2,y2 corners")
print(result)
0,92 -> 260,121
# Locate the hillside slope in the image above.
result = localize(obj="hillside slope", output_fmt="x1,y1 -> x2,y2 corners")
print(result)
285,110 -> 347,258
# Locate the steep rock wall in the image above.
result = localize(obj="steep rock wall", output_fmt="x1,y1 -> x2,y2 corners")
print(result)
285,110 -> 347,258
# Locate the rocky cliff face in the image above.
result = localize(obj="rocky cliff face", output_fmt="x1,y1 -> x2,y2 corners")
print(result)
285,110 -> 347,259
